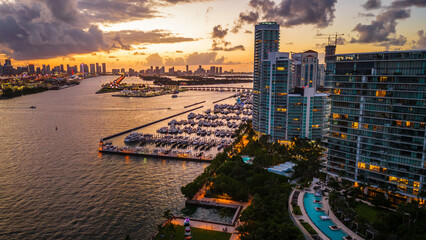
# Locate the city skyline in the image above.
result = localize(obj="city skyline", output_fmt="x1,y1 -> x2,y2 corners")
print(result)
0,0 -> 425,72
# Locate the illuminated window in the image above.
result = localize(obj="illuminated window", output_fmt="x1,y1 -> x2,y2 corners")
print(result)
341,134 -> 347,139
376,90 -> 386,97
398,178 -> 408,184
332,113 -> 340,119
379,77 -> 388,82
414,182 -> 420,188
352,122 -> 359,129
358,162 -> 366,169
277,67 -> 285,71
369,165 -> 380,172
276,92 -> 287,96
293,118 -> 299,121
276,108 -> 287,112
389,176 -> 397,182
334,89 -> 341,95
312,125 -> 319,128
313,109 -> 318,112
363,124 -> 369,129
406,121 -> 413,127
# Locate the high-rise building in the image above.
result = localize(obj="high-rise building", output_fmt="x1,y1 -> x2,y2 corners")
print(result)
253,22 -> 280,133
291,50 -> 319,89
102,63 -> 106,74
300,50 -> 319,89
186,65 -> 189,73
96,63 -> 100,74
252,22 -> 329,142
29,64 -> 35,74
317,64 -> 325,88
90,64 -> 96,74
60,64 -> 64,73
46,65 -> 51,74
5,59 -> 11,66
219,67 -> 222,74
169,67 -> 175,74
325,50 -> 426,202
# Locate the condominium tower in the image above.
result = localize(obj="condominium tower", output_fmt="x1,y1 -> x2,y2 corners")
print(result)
253,22 -> 329,142
253,22 -> 280,133
326,50 -> 426,201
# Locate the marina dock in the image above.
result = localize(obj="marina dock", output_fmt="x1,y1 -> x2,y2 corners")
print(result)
99,92 -> 253,163
100,105 -> 204,141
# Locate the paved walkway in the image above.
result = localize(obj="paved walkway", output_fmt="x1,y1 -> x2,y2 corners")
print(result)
290,178 -> 365,240
172,187 -> 250,240
296,190 -> 330,240
321,195 -> 364,240
171,218 -> 237,238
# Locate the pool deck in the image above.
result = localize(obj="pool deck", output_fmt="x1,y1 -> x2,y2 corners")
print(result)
292,179 -> 365,240
292,189 -> 330,240
321,194 -> 364,240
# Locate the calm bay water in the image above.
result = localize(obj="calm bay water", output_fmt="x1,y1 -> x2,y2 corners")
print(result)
0,76 -> 250,239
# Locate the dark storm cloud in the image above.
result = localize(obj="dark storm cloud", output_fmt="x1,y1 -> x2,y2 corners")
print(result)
45,0 -> 80,24
0,1 -> 198,60
104,30 -> 196,48
211,44 -> 246,52
212,25 -> 228,39
0,14 -> 106,60
358,13 -> 375,17
350,8 -> 410,44
377,35 -> 407,48
390,0 -> 426,8
351,0 -> 426,46
211,25 -> 245,52
77,0 -> 155,24
233,0 -> 337,32
363,0 -> 381,10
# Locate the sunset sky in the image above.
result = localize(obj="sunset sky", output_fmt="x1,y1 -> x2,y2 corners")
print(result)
0,0 -> 425,72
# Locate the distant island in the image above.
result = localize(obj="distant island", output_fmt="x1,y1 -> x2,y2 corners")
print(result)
141,76 -> 252,86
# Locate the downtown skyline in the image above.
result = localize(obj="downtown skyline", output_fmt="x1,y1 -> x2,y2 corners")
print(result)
0,0 -> 425,72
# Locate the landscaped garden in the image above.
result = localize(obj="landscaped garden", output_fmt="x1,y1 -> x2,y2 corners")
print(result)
327,179 -> 426,240
181,121 -> 326,240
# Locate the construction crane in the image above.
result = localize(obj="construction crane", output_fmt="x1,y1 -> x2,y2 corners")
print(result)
315,32 -> 345,46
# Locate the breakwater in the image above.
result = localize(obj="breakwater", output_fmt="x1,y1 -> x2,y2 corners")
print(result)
184,101 -> 206,108
100,105 -> 204,141
213,95 -> 237,104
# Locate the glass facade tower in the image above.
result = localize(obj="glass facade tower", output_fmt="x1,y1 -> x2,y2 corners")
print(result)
253,22 -> 280,133
326,50 -> 426,201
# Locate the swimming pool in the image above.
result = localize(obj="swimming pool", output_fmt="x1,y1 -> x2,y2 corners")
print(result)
303,193 -> 348,240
